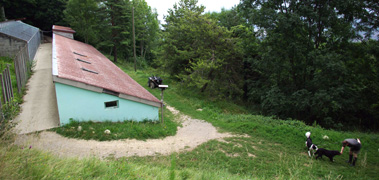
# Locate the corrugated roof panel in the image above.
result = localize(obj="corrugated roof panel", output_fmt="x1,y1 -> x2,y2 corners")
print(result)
53,25 -> 76,33
0,21 -> 39,42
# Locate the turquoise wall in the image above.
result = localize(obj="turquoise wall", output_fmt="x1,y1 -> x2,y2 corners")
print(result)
55,82 -> 159,125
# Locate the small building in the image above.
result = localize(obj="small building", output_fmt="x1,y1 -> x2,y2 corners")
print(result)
0,20 -> 41,61
52,25 -> 75,39
52,26 -> 161,125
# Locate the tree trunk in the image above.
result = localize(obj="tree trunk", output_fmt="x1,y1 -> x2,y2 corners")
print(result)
113,45 -> 117,63
111,4 -> 117,63
140,41 -> 144,57
133,7 -> 136,72
200,69 -> 214,92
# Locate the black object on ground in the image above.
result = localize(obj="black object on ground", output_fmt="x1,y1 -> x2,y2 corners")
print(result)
147,75 -> 162,89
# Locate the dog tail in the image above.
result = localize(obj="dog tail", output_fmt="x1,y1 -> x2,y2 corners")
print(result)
305,132 -> 311,138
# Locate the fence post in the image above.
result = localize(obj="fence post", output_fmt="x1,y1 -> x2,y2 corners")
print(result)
3,69 -> 9,103
6,64 -> 14,99
0,74 -> 2,121
0,96 -> 2,121
14,55 -> 21,93
0,74 -> 5,104
3,68 -> 10,102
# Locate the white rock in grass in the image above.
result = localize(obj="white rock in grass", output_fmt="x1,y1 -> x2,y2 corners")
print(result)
323,135 -> 329,140
104,129 -> 111,134
77,126 -> 82,132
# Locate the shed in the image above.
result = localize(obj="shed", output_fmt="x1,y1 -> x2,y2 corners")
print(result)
52,30 -> 161,125
0,20 -> 41,61
52,25 -> 75,39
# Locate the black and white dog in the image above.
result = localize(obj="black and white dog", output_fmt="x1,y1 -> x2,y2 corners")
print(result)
305,132 -> 318,157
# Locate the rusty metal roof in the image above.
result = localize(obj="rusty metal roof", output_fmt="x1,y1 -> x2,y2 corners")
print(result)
52,33 -> 161,105
52,25 -> 76,34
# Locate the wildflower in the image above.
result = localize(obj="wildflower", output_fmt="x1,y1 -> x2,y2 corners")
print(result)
323,135 -> 329,140
29,146 -> 32,149
104,129 -> 111,134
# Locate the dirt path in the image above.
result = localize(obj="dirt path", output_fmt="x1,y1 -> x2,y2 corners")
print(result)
14,43 -> 60,134
15,105 -> 236,159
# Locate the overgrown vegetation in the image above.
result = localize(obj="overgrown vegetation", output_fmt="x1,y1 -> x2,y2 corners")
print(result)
52,117 -> 178,141
0,57 -> 24,136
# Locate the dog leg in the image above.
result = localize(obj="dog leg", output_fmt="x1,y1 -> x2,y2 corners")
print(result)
308,150 -> 311,157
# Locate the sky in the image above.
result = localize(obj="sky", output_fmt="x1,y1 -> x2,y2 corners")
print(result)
144,0 -> 241,24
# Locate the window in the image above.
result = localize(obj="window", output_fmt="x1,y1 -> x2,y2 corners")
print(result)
73,51 -> 87,57
81,67 -> 98,74
105,100 -> 118,108
103,89 -> 120,96
76,58 -> 91,64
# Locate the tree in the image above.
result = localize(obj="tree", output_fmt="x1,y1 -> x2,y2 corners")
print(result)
3,0 -> 67,31
131,0 -> 159,62
64,0 -> 100,44
103,0 -> 132,63
160,0 -> 244,98
207,7 -> 247,30
239,0 -> 379,129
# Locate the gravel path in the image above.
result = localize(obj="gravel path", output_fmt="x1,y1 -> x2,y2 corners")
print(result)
15,105 -> 235,159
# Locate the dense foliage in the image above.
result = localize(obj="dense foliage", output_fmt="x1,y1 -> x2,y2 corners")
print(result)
158,0 -> 378,130
64,0 -> 159,63
238,0 -> 379,129
160,0 -> 244,98
2,0 -> 67,31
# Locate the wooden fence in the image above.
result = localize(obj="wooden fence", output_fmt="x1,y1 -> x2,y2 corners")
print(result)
0,64 -> 14,119
0,45 -> 31,120
14,45 -> 30,93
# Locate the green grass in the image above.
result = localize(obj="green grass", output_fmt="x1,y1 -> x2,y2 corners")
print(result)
0,56 -> 25,101
0,143 -> 254,180
116,62 -> 379,179
1,61 -> 378,179
52,118 -> 178,141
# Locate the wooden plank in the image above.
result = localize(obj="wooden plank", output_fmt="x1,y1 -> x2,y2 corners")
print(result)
14,56 -> 21,93
6,64 -> 14,99
3,68 -> 10,102
0,95 -> 2,121
0,74 -> 5,104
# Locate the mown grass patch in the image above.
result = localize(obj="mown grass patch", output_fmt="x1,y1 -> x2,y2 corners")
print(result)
52,116 -> 178,141
128,133 -> 378,179
118,62 -> 379,179
0,143 -> 254,180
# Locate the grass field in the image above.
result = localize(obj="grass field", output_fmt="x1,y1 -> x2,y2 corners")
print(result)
1,61 -> 378,179
52,118 -> 178,141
